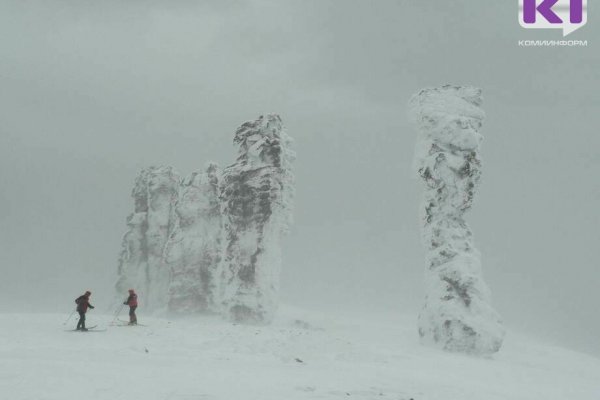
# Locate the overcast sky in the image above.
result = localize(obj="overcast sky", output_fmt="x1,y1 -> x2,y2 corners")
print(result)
0,0 -> 598,356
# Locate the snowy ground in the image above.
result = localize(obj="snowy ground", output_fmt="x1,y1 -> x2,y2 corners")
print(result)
1,306 -> 599,400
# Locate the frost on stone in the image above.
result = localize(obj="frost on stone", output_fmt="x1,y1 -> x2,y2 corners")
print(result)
165,163 -> 223,314
220,114 -> 295,324
409,85 -> 505,355
114,115 -> 295,323
116,166 -> 180,312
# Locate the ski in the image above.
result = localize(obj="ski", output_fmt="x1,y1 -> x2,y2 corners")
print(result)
116,319 -> 147,326
65,325 -> 106,332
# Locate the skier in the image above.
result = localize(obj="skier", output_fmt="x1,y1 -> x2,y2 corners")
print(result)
75,291 -> 95,331
123,289 -> 138,325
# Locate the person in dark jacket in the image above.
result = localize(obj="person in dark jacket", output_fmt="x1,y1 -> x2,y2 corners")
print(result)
123,289 -> 138,325
75,291 -> 95,331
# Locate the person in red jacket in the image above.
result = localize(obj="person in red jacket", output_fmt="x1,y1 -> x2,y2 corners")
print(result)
75,291 -> 95,331
123,289 -> 138,325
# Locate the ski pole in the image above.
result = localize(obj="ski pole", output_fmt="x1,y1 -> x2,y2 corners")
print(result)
63,309 -> 76,325
110,303 -> 125,325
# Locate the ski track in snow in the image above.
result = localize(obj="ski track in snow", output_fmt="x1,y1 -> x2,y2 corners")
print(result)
1,306 -> 599,400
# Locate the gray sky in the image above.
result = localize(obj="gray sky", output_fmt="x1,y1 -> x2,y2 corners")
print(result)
0,1 -> 598,356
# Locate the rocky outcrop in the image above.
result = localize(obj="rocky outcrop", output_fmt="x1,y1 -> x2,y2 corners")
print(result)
409,86 -> 504,355
165,163 -> 223,314
116,166 -> 180,311
220,114 -> 295,324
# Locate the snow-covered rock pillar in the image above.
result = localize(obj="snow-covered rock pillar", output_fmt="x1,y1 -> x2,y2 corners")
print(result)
165,163 -> 223,314
220,114 -> 295,324
116,166 -> 180,312
409,85 -> 504,355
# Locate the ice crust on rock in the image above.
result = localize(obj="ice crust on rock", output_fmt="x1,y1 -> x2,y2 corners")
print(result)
220,114 -> 295,324
164,163 -> 223,314
409,85 -> 505,355
115,115 -> 294,323
116,166 -> 180,312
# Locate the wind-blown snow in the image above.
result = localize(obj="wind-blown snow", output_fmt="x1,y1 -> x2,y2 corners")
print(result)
1,308 -> 599,400
409,86 -> 504,355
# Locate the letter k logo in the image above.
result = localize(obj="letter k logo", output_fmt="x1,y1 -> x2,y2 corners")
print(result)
523,0 -> 562,23
519,0 -> 587,36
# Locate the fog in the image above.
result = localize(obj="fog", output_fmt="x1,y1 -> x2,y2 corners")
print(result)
0,1 -> 598,356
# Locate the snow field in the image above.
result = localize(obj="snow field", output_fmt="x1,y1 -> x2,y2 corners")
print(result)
1,307 -> 599,400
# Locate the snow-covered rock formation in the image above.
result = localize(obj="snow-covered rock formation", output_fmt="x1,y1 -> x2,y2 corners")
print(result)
114,115 -> 294,322
220,114 -> 295,324
116,166 -> 180,311
165,163 -> 224,314
409,85 -> 504,355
